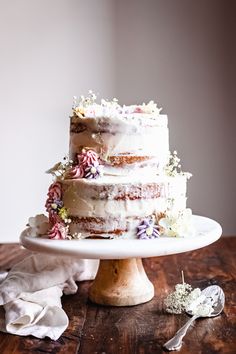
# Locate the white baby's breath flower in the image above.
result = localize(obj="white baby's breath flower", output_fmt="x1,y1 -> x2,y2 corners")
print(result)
185,291 -> 214,316
164,271 -> 202,315
27,214 -> 50,237
185,291 -> 205,312
165,150 -> 192,178
142,100 -> 162,114
70,232 -> 83,240
165,284 -> 203,314
159,208 -> 194,237
165,282 -> 193,314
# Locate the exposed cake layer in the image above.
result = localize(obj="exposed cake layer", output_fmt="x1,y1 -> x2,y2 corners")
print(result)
68,216 -> 152,239
61,174 -> 187,238
41,96 -> 194,240
69,114 -> 169,174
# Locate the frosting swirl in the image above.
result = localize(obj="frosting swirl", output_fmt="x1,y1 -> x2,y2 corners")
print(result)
45,182 -> 63,223
78,149 -> 99,168
65,165 -> 84,179
47,182 -> 62,200
48,222 -> 67,240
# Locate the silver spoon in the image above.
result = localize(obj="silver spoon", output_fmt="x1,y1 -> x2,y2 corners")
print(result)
164,285 -> 225,351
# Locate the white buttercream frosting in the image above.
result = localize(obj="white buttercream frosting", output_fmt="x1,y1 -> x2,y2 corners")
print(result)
69,112 -> 169,169
42,94 -> 193,239
61,174 -> 187,237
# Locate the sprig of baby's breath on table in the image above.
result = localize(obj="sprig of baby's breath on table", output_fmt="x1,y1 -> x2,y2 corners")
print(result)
164,271 -> 201,314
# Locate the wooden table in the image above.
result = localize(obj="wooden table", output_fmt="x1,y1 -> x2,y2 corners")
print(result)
0,237 -> 235,354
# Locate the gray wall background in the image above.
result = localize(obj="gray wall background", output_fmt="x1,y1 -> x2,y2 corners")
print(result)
114,0 -> 236,234
0,0 -> 235,241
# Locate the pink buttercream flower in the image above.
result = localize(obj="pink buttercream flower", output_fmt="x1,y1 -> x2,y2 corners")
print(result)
77,149 -> 99,168
48,222 -> 67,240
134,106 -> 143,113
47,182 -> 62,200
65,165 -> 84,179
48,211 -> 60,224
45,182 -> 63,223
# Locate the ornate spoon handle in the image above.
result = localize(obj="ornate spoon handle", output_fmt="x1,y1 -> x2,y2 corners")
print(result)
164,314 -> 199,351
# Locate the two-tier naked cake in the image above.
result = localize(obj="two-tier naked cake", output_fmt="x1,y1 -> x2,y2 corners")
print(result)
28,91 -> 194,240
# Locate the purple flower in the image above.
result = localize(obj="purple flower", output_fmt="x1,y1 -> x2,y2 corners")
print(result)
51,199 -> 63,210
137,219 -> 160,239
54,199 -> 63,208
47,199 -> 63,213
84,163 -> 103,179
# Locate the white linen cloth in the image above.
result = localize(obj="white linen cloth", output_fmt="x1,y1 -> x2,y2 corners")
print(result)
0,254 -> 99,340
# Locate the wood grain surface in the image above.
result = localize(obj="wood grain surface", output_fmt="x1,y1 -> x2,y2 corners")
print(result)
0,237 -> 235,354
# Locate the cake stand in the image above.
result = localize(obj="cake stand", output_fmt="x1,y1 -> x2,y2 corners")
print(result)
20,215 -> 222,307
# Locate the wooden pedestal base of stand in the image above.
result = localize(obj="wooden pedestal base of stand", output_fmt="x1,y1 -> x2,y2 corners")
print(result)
89,258 -> 154,306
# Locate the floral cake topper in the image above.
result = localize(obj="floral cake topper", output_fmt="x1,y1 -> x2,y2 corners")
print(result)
72,90 -> 163,118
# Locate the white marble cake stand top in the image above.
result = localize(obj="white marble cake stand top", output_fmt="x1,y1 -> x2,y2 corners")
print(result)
20,215 -> 222,260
